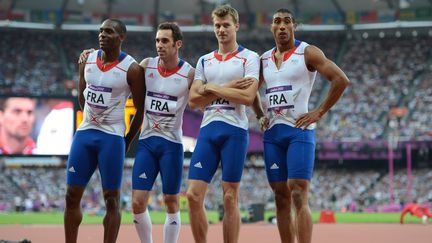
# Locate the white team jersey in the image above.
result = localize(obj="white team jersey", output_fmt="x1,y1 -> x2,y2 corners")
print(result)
195,45 -> 260,130
79,50 -> 136,136
139,57 -> 192,143
261,40 -> 317,130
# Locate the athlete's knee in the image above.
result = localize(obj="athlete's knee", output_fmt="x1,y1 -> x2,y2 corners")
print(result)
132,196 -> 146,213
186,188 -> 204,208
223,187 -> 239,210
65,189 -> 83,209
273,188 -> 291,208
104,191 -> 120,212
163,195 -> 179,212
289,181 -> 309,210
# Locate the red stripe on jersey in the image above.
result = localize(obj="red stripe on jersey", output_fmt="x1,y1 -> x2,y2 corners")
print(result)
157,59 -> 185,77
271,44 -> 300,62
175,72 -> 188,78
115,66 -> 127,72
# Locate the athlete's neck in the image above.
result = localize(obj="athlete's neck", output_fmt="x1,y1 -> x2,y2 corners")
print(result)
100,49 -> 121,63
159,56 -> 180,71
276,39 -> 295,54
218,42 -> 238,55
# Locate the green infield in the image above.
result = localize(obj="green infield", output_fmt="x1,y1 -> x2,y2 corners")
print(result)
0,211 -> 425,225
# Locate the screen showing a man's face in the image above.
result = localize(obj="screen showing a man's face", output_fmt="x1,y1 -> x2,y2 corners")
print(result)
1,98 -> 36,140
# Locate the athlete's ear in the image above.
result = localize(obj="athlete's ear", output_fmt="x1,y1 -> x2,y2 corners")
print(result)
176,40 -> 183,49
235,22 -> 240,32
119,33 -> 126,42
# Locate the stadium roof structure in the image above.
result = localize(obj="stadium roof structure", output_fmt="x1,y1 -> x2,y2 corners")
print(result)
1,0 -> 431,15
1,0 -> 431,31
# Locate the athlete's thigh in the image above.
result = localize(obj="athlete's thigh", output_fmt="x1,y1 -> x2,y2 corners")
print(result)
263,141 -> 288,183
188,135 -> 220,183
159,141 -> 184,195
67,130 -> 98,187
97,133 -> 125,189
220,130 -> 248,183
286,129 -> 316,180
132,139 -> 159,191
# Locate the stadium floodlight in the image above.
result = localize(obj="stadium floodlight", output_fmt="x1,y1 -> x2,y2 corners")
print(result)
0,20 -> 54,30
352,21 -> 432,30
297,24 -> 345,31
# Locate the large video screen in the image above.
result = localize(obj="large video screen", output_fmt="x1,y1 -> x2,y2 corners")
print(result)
0,97 -> 74,155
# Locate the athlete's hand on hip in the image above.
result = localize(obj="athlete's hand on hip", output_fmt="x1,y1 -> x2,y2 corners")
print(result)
78,48 -> 96,64
258,116 -> 269,131
295,109 -> 322,130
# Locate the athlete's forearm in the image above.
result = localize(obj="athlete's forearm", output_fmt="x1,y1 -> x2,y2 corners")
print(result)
316,76 -> 348,117
78,63 -> 86,110
125,109 -> 143,146
189,89 -> 219,109
252,93 -> 265,118
206,83 -> 257,106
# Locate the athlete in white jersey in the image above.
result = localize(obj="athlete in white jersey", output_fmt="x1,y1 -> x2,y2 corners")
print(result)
132,23 -> 195,243
187,5 -> 259,243
65,19 -> 145,243
253,9 -> 349,243
261,41 -> 317,130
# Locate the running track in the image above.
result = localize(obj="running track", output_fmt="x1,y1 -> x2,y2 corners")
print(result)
1,223 -> 431,243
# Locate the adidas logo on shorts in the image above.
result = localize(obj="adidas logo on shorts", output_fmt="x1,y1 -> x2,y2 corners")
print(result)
194,162 -> 203,168
139,173 -> 147,179
68,166 -> 76,173
170,221 -> 177,225
270,163 -> 279,170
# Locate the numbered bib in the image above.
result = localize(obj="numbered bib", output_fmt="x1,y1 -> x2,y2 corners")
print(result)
85,85 -> 112,110
205,98 -> 235,111
266,85 -> 294,111
146,91 -> 178,117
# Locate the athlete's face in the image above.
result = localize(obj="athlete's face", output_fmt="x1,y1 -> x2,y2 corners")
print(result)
213,15 -> 239,45
271,12 -> 296,46
155,29 -> 182,59
98,20 -> 124,51
0,98 -> 36,140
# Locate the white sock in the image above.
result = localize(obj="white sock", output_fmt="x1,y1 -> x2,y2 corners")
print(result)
163,211 -> 181,243
134,210 -> 153,243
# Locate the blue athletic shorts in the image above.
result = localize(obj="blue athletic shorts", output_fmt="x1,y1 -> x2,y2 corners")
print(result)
67,129 -> 125,189
132,136 -> 183,194
188,121 -> 249,183
263,124 -> 316,182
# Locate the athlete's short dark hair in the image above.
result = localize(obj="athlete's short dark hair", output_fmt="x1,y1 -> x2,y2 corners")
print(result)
274,8 -> 296,24
109,19 -> 127,35
158,22 -> 183,42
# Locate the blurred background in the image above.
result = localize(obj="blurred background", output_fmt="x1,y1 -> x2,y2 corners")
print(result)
0,0 -> 431,223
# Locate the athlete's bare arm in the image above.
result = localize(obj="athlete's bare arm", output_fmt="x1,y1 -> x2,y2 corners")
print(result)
251,62 -> 269,130
125,63 -> 146,152
295,45 -> 349,129
205,77 -> 259,106
188,77 -> 254,109
78,63 -> 86,110
139,57 -> 151,71
187,68 -> 196,90
188,80 -> 219,109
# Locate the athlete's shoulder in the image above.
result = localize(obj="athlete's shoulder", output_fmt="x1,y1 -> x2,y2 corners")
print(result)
238,46 -> 259,58
200,51 -> 216,61
296,40 -> 312,54
124,53 -> 137,63
261,49 -> 274,60
181,58 -> 192,68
